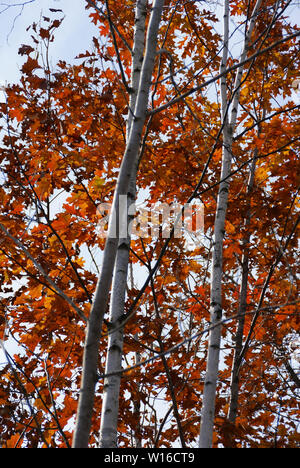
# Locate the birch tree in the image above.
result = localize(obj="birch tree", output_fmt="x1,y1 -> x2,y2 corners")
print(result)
72,0 -> 166,448
98,0 -> 147,448
199,0 -> 263,448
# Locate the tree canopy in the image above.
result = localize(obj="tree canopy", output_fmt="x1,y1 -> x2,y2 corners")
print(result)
0,0 -> 299,448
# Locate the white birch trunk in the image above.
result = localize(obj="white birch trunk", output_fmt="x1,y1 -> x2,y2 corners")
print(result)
72,0 -> 164,448
98,177 -> 136,448
98,0 -> 147,448
72,0 -> 165,448
198,0 -> 262,448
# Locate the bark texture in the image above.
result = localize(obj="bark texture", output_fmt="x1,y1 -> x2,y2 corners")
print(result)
198,0 -> 262,448
98,0 -> 148,448
72,0 -> 165,448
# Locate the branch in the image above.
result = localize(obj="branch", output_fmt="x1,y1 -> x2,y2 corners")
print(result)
236,214 -> 300,371
98,307 -> 300,380
150,31 -> 300,116
283,359 -> 300,388
108,135 -> 299,336
0,339 -> 49,447
104,0 -> 130,92
2,103 -> 93,303
85,0 -> 132,53
141,239 -> 186,448
0,0 -> 37,42
0,222 -> 88,323
234,104 -> 300,141
44,360 -> 71,447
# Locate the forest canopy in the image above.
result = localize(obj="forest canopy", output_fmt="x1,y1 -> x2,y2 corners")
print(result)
0,0 -> 299,449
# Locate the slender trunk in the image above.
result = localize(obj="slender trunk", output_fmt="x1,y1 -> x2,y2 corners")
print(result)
99,174 -> 137,448
198,0 -> 230,448
127,0 -> 148,141
132,345 -> 142,448
198,0 -> 262,448
131,263 -> 142,448
98,0 -> 147,448
72,0 -> 165,448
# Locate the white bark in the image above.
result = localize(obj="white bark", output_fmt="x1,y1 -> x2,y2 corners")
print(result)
127,0 -> 148,139
72,0 -> 165,448
99,176 -> 137,449
98,0 -> 147,449
198,0 -> 262,448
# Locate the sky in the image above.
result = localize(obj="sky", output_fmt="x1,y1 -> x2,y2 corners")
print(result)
0,0 -> 99,362
0,0 -> 99,87
0,1 -> 299,100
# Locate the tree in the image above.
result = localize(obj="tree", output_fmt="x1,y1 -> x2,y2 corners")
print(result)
0,0 -> 299,449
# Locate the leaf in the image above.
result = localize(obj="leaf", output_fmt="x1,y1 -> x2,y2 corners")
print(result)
29,284 -> 43,299
18,44 -> 35,56
39,28 -> 50,40
21,57 -> 41,74
52,19 -> 63,29
9,108 -> 23,122
6,434 -> 21,448
35,175 -> 52,200
92,176 -> 105,190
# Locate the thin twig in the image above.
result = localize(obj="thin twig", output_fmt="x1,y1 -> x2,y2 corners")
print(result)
0,222 -> 88,323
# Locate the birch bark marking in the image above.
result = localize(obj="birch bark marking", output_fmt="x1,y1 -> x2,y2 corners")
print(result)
72,0 -> 165,448
98,0 -> 147,449
198,0 -> 230,449
198,0 -> 262,448
127,0 -> 148,139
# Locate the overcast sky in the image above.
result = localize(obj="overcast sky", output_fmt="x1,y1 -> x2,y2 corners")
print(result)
1,1 -> 299,90
0,0 -> 99,86
0,0 -> 99,362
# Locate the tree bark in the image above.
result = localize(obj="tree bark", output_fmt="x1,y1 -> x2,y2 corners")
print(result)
72,0 -> 165,448
198,0 -> 262,448
98,174 -> 137,448
98,0 -> 147,448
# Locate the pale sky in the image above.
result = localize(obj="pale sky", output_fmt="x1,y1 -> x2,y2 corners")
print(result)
0,0 -> 99,86
0,0 -> 99,362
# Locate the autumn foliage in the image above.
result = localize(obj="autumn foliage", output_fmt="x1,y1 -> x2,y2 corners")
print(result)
0,0 -> 299,448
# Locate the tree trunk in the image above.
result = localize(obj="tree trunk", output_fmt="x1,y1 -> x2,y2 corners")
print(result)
227,148 -> 257,426
72,0 -> 165,448
98,0 -> 147,448
198,0 -> 262,448
98,174 -> 137,448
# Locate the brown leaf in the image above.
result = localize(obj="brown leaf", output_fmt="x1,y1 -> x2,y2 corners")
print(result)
18,44 -> 35,56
